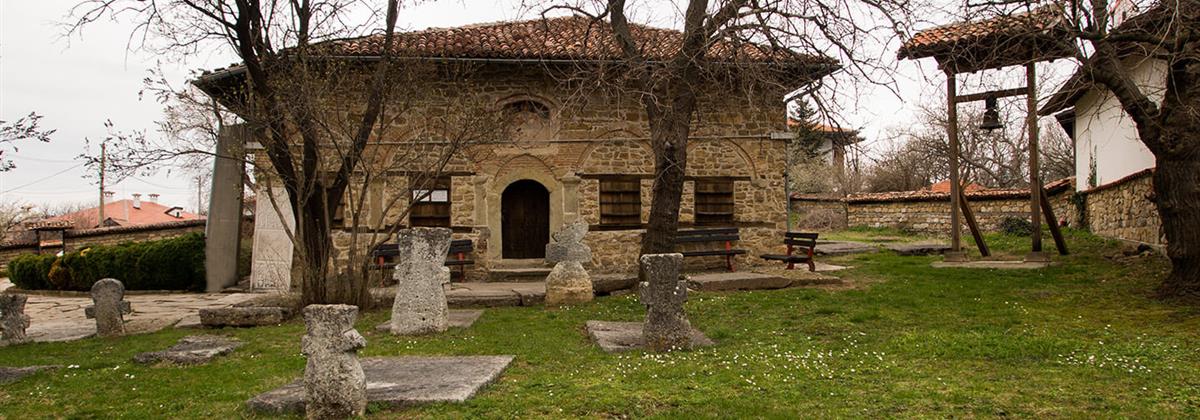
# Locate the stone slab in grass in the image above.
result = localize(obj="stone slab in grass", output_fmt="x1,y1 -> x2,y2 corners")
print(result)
246,356 -> 514,415
132,335 -> 243,365
376,309 -> 484,332
199,306 -> 292,327
592,274 -> 638,294
885,242 -> 952,256
0,365 -> 59,384
585,320 -> 713,353
814,241 -> 878,256
931,260 -> 1053,269
813,262 -> 850,272
687,272 -> 792,291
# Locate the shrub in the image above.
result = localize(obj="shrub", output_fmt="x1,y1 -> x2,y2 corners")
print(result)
8,253 -> 57,290
5,233 -> 206,291
999,217 -> 1034,236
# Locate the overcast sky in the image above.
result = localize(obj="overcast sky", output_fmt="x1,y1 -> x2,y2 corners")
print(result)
1,0 -> 1069,212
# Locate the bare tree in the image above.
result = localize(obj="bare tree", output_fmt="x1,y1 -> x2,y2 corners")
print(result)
68,0 -> 437,306
1046,0 -> 1199,299
0,112 -> 56,172
69,1 -> 514,306
887,99 -> 1073,189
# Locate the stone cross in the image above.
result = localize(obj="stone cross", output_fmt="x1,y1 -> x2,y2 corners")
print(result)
91,279 -> 126,337
545,221 -> 594,305
388,227 -> 453,335
301,304 -> 367,419
639,253 -> 692,352
0,294 -> 31,345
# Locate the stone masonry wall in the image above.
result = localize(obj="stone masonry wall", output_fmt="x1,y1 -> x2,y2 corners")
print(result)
262,62 -> 793,281
789,182 -> 1078,235
1083,170 -> 1163,245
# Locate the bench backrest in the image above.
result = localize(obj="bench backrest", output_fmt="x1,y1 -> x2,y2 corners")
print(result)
784,232 -> 818,249
448,239 -> 473,255
371,239 -> 474,257
675,227 -> 740,244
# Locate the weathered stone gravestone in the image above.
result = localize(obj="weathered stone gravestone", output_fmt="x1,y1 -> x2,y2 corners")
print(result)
386,227 -> 452,335
0,294 -> 31,345
640,253 -> 694,352
91,279 -> 127,337
133,335 -> 244,365
544,221 -> 593,306
584,253 -> 713,353
302,304 -> 367,419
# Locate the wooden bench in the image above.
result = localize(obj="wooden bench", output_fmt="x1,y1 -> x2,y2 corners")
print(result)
760,232 -> 818,271
369,239 -> 475,280
674,227 -> 748,272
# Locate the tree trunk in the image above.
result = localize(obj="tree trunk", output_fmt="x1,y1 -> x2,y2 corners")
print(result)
641,124 -> 689,256
1152,145 -> 1200,300
295,189 -> 372,308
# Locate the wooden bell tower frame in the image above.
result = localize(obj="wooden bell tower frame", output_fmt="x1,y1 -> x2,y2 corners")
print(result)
899,5 -> 1072,262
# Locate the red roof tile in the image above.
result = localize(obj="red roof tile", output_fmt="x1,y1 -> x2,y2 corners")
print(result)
43,199 -> 203,229
317,16 -> 835,66
898,5 -> 1074,71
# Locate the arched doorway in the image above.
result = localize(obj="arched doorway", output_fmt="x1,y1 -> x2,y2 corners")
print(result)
501,179 -> 550,259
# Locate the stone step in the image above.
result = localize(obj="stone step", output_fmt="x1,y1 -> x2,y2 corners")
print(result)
487,267 -> 552,282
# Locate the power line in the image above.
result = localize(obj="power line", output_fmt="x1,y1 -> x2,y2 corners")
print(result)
0,162 -> 86,194
7,154 -> 81,164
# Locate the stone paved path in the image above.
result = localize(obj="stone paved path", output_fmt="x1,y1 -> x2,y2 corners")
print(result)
1,278 -> 257,343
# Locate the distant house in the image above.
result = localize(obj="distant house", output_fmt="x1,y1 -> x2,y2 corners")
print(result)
44,193 -> 203,229
786,119 -> 861,178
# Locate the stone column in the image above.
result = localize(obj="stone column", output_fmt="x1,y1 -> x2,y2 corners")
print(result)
301,304 -> 367,419
0,294 -> 31,345
250,185 -> 296,291
206,125 -> 248,292
91,279 -> 126,337
544,221 -> 593,306
639,253 -> 691,352
388,227 -> 453,335
561,173 -> 582,221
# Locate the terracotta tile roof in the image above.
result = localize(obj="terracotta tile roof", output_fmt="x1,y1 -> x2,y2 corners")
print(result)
42,199 -> 203,229
316,16 -> 836,66
898,5 -> 1074,71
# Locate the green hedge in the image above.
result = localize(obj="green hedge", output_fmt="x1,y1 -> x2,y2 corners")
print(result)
7,233 -> 206,291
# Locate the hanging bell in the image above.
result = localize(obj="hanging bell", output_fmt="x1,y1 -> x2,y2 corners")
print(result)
980,96 -> 1003,131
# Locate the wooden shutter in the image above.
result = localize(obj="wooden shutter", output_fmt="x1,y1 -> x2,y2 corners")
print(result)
694,179 -> 735,226
600,178 -> 641,227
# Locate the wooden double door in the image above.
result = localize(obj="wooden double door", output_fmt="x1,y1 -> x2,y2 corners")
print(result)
501,179 -> 550,259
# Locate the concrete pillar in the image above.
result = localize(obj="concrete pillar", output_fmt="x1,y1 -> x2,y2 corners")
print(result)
205,125 -> 247,292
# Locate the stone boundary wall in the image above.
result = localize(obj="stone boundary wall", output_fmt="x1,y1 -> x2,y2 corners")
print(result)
1081,169 -> 1163,245
790,179 -> 1078,234
790,174 -> 1165,246
0,219 -> 207,270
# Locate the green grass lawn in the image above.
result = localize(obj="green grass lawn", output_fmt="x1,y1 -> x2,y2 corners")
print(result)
2,229 -> 1199,418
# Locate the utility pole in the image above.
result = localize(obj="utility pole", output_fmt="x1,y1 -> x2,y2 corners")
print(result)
97,142 -> 106,227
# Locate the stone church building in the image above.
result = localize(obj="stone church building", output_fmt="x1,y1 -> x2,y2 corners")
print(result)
197,17 -> 837,288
